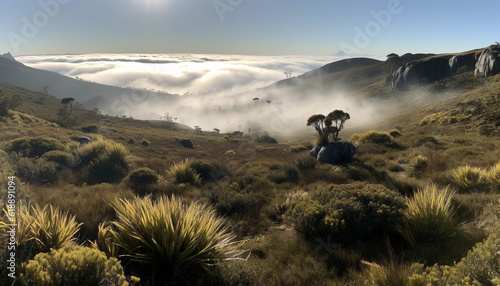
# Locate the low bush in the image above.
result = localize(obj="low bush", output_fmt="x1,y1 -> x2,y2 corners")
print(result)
189,159 -> 227,182
20,246 -> 129,286
268,164 -> 299,184
127,137 -> 135,144
5,137 -> 66,157
101,196 -> 242,284
125,167 -> 159,194
352,131 -> 393,145
410,155 -> 428,171
41,150 -> 76,166
141,138 -> 150,146
77,139 -> 130,184
450,165 -> 487,192
399,185 -> 458,246
167,159 -> 201,185
288,183 -> 406,243
389,129 -> 402,138
10,154 -> 58,185
295,155 -> 318,171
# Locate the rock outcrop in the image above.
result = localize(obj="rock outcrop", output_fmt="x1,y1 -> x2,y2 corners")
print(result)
309,142 -> 357,165
474,45 -> 500,77
255,135 -> 278,144
388,45 -> 500,90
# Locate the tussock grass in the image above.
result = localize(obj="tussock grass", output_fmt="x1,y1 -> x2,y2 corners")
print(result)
486,162 -> 500,191
399,185 -> 459,245
352,131 -> 392,145
101,195 -> 242,283
14,204 -> 82,254
167,159 -> 201,185
450,165 -> 487,192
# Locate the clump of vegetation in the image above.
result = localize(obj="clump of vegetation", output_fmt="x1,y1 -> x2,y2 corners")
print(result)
399,185 -> 459,246
389,129 -> 402,137
307,109 -> 350,145
410,154 -> 428,171
167,159 -> 201,185
295,155 -> 318,171
450,165 -> 487,192
287,183 -> 405,243
127,137 -> 135,144
140,138 -> 150,146
20,246 -> 130,286
352,130 -> 393,145
125,167 -> 159,194
289,145 -> 309,152
5,136 -> 66,157
485,162 -> 500,191
13,204 -> 82,255
268,164 -> 300,184
77,139 -> 130,184
10,153 -> 58,185
189,159 -> 227,182
100,196 -> 242,284
41,150 -> 76,166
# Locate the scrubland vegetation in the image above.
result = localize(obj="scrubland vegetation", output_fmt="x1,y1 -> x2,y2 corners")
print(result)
0,71 -> 500,285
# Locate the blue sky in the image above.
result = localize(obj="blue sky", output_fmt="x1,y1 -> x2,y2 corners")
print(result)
1,0 -> 498,57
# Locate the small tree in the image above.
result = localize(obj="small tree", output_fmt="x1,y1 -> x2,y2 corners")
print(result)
307,110 -> 350,145
213,128 -> 220,134
253,97 -> 259,107
59,97 -> 75,119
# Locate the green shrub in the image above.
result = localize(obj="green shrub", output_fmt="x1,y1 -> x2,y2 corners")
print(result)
10,154 -> 58,185
409,232 -> 500,286
399,185 -> 458,246
295,156 -> 318,171
410,155 -> 428,171
189,159 -> 227,182
20,246 -> 129,286
450,165 -> 487,192
362,261 -> 411,286
5,137 -> 66,157
41,150 -> 76,166
389,129 -> 402,137
77,139 -> 130,184
352,131 -> 392,145
127,137 -> 135,144
167,159 -> 201,185
102,196 -> 242,284
288,183 -> 406,243
268,164 -> 299,184
125,167 -> 159,194
141,138 -> 150,146
486,162 -> 500,191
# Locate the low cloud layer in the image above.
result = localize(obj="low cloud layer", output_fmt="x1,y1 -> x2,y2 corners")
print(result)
17,54 -> 341,95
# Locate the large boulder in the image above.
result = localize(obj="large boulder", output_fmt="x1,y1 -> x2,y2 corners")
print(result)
388,57 -> 452,90
255,135 -> 278,144
449,53 -> 476,74
475,45 -> 500,77
180,138 -> 193,148
310,142 -> 357,165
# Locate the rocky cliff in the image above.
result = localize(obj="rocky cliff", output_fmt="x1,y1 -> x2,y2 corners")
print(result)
388,45 -> 500,90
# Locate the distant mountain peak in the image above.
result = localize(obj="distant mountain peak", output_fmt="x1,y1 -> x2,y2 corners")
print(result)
0,52 -> 16,62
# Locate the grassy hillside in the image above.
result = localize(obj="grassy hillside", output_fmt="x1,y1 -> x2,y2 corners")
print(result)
1,59 -> 500,285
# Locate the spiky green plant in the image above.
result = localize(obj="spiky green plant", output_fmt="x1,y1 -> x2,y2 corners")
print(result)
486,162 -> 500,192
450,165 -> 487,192
399,185 -> 459,246
105,195 -> 242,283
20,245 -> 130,286
167,159 -> 201,185
16,204 -> 82,253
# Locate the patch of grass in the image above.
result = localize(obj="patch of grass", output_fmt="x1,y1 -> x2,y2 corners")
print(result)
486,162 -> 500,192
352,131 -> 393,145
410,155 -> 428,171
290,145 -> 309,153
4,136 -> 66,157
125,167 -> 159,195
140,138 -> 150,146
189,159 -> 228,182
41,150 -> 76,166
399,185 -> 459,246
9,153 -> 58,185
100,195 -> 242,284
450,165 -> 487,193
295,155 -> 318,171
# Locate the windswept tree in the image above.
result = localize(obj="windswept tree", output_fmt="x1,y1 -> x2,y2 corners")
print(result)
307,110 -> 350,145
58,97 -> 75,119
213,128 -> 220,134
253,97 -> 260,107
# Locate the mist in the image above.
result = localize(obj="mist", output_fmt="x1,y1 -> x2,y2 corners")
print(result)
16,53 -> 440,137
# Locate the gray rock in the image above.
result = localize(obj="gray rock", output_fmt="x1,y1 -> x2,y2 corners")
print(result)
475,45 -> 500,77
449,54 -> 476,74
388,57 -> 452,90
77,136 -> 92,145
309,145 -> 321,158
311,142 -> 357,165
255,135 -> 278,144
180,138 -> 193,148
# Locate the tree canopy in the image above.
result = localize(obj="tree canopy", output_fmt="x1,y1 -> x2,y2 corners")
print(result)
307,110 -> 350,145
